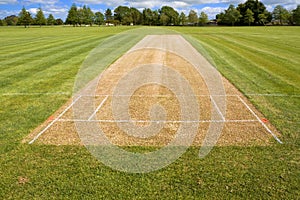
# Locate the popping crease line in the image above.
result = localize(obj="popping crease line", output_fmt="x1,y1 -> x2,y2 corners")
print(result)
28,95 -> 82,144
237,96 -> 283,144
57,119 -> 258,123
70,94 -> 300,97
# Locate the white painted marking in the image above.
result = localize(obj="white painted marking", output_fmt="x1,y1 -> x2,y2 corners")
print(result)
76,94 -> 300,98
28,95 -> 82,144
2,93 -> 298,97
57,119 -> 257,123
237,96 -> 283,144
210,95 -> 226,121
88,95 -> 108,121
79,94 -> 237,97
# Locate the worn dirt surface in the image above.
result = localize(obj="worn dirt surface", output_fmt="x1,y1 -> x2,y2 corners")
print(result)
24,35 -> 281,146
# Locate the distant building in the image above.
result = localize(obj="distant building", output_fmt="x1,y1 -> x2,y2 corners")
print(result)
208,19 -> 218,26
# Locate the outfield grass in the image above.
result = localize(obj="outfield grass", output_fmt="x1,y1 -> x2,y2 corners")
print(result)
0,26 -> 299,199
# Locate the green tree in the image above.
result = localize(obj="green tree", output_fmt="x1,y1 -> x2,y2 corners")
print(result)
66,3 -> 78,26
293,5 -> 300,25
216,12 -> 225,25
0,19 -> 5,26
160,13 -> 169,26
130,7 -> 142,25
94,12 -> 104,26
18,6 -> 32,28
159,6 -> 179,25
199,12 -> 208,26
84,6 -> 94,26
56,18 -> 64,25
287,10 -> 294,25
114,6 -> 131,25
35,7 -> 46,27
105,8 -> 113,22
273,5 -> 290,25
258,11 -> 268,26
153,10 -> 159,25
47,14 -> 56,26
143,8 -> 154,25
4,15 -> 18,25
224,4 -> 241,26
179,12 -> 187,26
237,0 -> 268,25
77,7 -> 84,26
244,8 -> 254,25
188,10 -> 198,25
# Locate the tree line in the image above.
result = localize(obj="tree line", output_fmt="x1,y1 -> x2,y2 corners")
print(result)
1,0 -> 300,27
64,4 -> 209,27
217,1 -> 300,26
0,7 -> 64,27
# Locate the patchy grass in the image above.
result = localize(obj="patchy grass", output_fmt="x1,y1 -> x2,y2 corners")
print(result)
0,26 -> 299,198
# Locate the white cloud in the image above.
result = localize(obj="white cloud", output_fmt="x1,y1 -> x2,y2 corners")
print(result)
265,5 -> 273,11
199,6 -> 227,19
75,0 -> 106,4
28,7 -> 38,14
262,0 -> 299,5
23,0 -> 59,5
46,7 -> 68,14
255,0 -> 299,12
129,1 -> 163,9
0,10 -> 19,18
0,0 -> 17,4
43,4 -> 69,18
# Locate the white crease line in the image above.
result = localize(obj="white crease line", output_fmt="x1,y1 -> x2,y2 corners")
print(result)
237,96 -> 283,144
2,93 -> 297,97
28,95 -> 82,144
88,95 -> 108,121
80,94 -> 239,97
78,94 -> 300,97
58,119 -> 257,123
210,95 -> 226,122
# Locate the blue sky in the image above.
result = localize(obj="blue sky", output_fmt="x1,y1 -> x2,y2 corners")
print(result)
0,0 -> 298,20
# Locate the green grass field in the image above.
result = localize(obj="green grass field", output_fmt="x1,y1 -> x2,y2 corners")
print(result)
0,26 -> 299,199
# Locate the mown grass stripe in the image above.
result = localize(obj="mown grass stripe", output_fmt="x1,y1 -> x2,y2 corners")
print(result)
0,35 -> 108,68
0,43 -> 102,93
216,34 -> 300,75
199,35 -> 297,94
0,36 -> 84,59
74,30 -> 147,91
216,34 -> 299,65
189,35 -> 273,93
212,34 -> 300,90
0,37 -> 105,88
